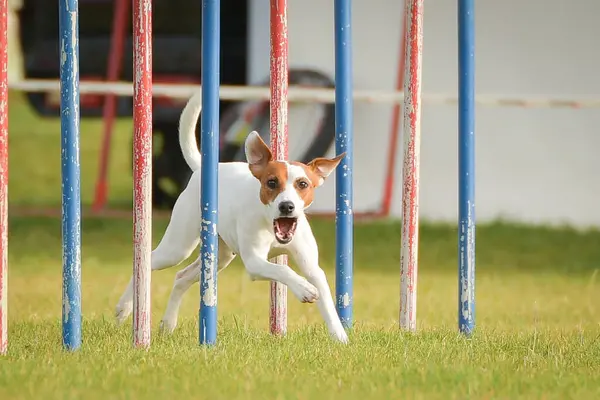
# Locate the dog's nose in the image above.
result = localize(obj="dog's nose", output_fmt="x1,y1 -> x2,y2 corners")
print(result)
278,201 -> 295,215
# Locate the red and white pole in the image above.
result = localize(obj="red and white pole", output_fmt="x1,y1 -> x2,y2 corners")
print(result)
0,0 -> 9,355
269,0 -> 288,336
399,0 -> 423,332
132,0 -> 152,348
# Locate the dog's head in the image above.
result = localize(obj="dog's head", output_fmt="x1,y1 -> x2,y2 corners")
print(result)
245,131 -> 345,245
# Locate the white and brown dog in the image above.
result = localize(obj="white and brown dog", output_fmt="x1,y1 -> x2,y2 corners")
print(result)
115,90 -> 349,343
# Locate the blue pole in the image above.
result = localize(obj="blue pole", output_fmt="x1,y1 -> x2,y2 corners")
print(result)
334,0 -> 353,330
59,0 -> 82,351
199,0 -> 220,346
458,0 -> 475,336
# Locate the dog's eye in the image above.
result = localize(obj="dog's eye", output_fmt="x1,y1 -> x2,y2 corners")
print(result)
297,180 -> 309,190
266,179 -> 278,189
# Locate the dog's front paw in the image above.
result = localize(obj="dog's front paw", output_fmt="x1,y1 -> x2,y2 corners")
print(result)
159,317 -> 177,335
114,301 -> 133,325
331,328 -> 349,344
291,279 -> 319,303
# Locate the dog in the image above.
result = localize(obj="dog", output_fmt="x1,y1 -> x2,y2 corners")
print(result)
114,90 -> 349,343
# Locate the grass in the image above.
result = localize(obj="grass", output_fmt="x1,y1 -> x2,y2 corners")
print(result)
6,91 -> 134,208
1,92 -> 600,399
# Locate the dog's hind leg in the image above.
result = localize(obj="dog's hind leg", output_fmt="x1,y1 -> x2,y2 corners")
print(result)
115,178 -> 202,324
159,237 -> 236,334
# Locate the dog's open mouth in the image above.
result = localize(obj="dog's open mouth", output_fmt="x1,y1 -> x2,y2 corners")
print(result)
273,217 -> 298,244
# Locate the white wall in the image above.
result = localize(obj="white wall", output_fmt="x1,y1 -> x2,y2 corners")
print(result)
249,0 -> 600,228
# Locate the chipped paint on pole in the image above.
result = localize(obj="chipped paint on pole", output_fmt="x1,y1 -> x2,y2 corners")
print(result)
334,0 -> 354,329
0,0 -> 8,356
59,0 -> 82,351
399,0 -> 423,332
199,0 -> 220,346
269,0 -> 288,336
458,0 -> 476,336
132,0 -> 152,349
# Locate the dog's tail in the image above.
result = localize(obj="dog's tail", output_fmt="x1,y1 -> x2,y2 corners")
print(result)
178,90 -> 203,172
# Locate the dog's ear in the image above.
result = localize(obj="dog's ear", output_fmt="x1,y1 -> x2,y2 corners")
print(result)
306,153 -> 346,187
245,131 -> 273,179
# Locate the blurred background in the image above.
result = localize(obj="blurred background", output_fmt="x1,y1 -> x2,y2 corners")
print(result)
6,0 -> 599,228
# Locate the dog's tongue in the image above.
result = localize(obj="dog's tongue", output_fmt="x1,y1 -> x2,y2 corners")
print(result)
276,218 -> 295,235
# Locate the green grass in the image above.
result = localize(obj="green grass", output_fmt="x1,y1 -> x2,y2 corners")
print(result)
1,92 -> 600,399
6,91 -> 134,208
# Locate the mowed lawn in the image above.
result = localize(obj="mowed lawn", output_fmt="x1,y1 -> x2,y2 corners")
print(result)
1,92 -> 599,399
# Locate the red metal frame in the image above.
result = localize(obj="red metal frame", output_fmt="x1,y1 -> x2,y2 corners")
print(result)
93,0 -> 130,213
381,7 -> 408,217
153,75 -> 200,108
269,0 -> 288,336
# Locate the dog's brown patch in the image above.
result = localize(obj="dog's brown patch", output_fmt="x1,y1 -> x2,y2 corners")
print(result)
290,162 -> 320,207
294,177 -> 314,208
246,132 -> 289,205
290,153 -> 346,201
257,161 -> 288,205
